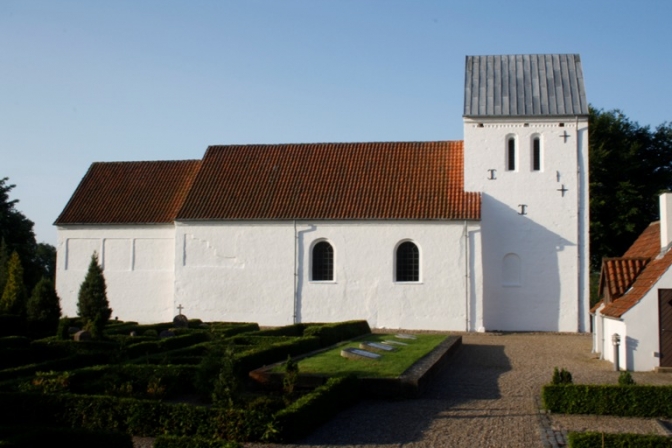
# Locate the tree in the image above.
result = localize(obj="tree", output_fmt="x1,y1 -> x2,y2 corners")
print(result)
589,107 -> 672,269
27,277 -> 62,337
0,178 -> 55,292
77,252 -> 112,337
0,238 -> 9,296
0,251 -> 27,315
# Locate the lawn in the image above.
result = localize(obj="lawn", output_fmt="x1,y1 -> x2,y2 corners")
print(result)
284,333 -> 447,378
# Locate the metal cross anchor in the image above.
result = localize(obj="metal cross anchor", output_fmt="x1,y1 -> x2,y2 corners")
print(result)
487,169 -> 497,180
177,304 -> 184,315
557,185 -> 568,197
560,130 -> 571,143
518,204 -> 527,215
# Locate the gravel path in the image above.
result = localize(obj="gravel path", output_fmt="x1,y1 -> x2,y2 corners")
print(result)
245,332 -> 672,448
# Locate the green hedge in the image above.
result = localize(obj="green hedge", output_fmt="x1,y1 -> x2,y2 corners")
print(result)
567,431 -> 672,447
207,323 -> 260,337
0,315 -> 25,337
125,332 -> 210,359
154,435 -> 241,448
248,324 -> 307,337
304,320 -> 371,347
0,392 -> 272,441
543,384 -> 672,418
0,426 -> 133,448
0,353 -> 111,382
234,336 -> 321,376
272,375 -> 361,442
0,337 -> 29,350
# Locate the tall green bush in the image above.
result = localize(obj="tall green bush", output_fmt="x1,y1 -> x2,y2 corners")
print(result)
0,251 -> 27,316
77,252 -> 112,338
26,277 -> 61,337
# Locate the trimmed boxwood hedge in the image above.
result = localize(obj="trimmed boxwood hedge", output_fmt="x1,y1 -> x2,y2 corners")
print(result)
272,375 -> 361,442
248,324 -> 307,337
233,336 -> 321,376
567,431 -> 672,447
304,320 -> 371,347
543,384 -> 672,418
0,337 -> 29,350
0,425 -> 133,448
0,352 -> 111,382
0,392 -> 273,441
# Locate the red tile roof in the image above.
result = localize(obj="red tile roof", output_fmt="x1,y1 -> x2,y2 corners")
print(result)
55,160 -> 201,224
600,221 -> 672,318
598,257 -> 649,301
176,141 -> 481,221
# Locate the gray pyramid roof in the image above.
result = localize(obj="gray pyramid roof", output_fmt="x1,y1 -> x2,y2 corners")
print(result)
464,54 -> 588,117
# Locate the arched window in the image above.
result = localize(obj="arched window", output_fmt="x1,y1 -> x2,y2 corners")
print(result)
502,253 -> 521,286
312,241 -> 333,281
396,241 -> 419,282
506,136 -> 516,171
532,137 -> 541,171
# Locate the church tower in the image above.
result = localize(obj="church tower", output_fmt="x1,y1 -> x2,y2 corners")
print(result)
463,54 -> 589,332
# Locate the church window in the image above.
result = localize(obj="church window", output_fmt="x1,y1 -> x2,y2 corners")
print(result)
532,137 -> 541,171
312,241 -> 334,281
396,241 -> 419,282
506,136 -> 516,171
502,253 -> 521,286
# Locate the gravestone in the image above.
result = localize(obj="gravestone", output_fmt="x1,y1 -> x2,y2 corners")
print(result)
129,331 -> 138,337
341,347 -> 382,360
159,330 -> 175,338
395,334 -> 417,340
74,330 -> 91,341
173,314 -> 189,328
382,340 -> 408,346
360,342 -> 396,352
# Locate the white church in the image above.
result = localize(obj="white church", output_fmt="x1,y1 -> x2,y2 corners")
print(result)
55,54 -> 590,332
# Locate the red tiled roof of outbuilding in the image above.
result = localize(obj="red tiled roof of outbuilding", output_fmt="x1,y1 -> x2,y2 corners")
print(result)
176,141 -> 481,221
600,221 -> 672,318
599,257 -> 649,301
55,160 -> 201,224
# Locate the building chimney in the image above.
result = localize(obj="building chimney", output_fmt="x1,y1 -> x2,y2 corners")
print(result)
660,192 -> 672,250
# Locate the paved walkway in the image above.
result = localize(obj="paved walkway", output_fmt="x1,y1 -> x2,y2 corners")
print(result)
247,332 -> 672,448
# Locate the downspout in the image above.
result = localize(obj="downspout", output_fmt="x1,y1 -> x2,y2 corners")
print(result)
464,220 -> 469,331
576,115 -> 583,332
293,220 -> 298,324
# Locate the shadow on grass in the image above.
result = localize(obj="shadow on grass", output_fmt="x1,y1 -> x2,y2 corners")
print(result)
290,342 -> 511,446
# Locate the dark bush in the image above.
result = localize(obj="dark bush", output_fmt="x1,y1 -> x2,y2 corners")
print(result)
154,435 -> 241,448
272,375 -> 360,442
618,371 -> 636,386
248,324 -> 306,337
567,431 -> 672,447
0,425 -> 133,448
303,320 -> 371,347
0,314 -> 25,337
0,336 -> 29,349
233,336 -> 321,377
543,384 -> 672,418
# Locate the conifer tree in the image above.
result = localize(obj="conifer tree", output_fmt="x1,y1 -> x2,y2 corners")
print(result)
77,252 -> 112,337
0,238 -> 9,296
0,251 -> 27,315
27,277 -> 61,337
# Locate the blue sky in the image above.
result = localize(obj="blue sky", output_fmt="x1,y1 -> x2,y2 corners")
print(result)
2,0 -> 671,245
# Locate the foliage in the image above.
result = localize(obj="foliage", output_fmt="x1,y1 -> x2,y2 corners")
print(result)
0,392 -> 273,441
77,252 -> 112,338
234,336 -> 321,377
618,371 -> 636,386
211,343 -> 239,408
19,370 -> 71,394
303,320 -> 372,347
0,425 -> 133,448
283,355 -> 299,396
272,375 -> 360,442
589,107 -> 672,270
542,384 -> 672,418
26,277 -> 61,337
195,337 -> 237,401
567,431 -> 672,448
0,178 -> 55,293
0,252 -> 27,316
551,367 -> 573,385
0,239 -> 8,297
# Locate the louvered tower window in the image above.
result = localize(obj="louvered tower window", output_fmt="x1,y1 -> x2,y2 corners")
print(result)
507,137 -> 516,171
532,137 -> 541,171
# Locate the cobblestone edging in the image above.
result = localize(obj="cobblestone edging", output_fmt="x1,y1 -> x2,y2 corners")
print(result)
536,396 -> 567,448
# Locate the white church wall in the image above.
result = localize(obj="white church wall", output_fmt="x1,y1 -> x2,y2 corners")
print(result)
174,220 -> 482,330
56,225 -> 176,323
463,117 -> 589,332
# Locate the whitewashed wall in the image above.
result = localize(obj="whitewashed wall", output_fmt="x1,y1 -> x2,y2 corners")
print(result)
600,316 -> 627,370
463,117 -> 589,332
55,225 -> 176,323
174,220 -> 482,330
